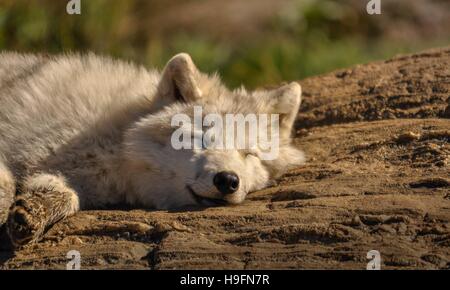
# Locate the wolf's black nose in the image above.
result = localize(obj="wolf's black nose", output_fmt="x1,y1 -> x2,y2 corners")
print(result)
213,171 -> 239,195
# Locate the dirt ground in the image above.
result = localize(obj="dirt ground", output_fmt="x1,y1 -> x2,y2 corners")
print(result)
1,47 -> 449,270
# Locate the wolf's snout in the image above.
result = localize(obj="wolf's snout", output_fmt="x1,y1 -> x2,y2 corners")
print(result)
213,171 -> 239,195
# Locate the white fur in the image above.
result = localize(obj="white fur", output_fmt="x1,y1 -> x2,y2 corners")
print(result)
0,52 -> 305,211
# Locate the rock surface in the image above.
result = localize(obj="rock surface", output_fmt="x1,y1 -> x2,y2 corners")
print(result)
1,47 -> 449,269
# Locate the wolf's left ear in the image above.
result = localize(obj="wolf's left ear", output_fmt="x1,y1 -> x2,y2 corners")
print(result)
268,82 -> 302,139
157,53 -> 202,104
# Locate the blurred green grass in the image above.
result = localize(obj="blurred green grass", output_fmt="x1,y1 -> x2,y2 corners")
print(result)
0,0 -> 448,88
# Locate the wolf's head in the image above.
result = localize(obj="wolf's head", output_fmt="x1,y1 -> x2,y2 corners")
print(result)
124,53 -> 305,209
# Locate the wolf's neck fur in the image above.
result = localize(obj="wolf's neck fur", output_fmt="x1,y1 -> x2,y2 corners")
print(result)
65,92 -> 167,209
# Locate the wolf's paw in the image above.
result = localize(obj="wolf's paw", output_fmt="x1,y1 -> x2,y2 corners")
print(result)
7,197 -> 46,247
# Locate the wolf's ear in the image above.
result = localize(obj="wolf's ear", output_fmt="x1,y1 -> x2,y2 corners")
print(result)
157,53 -> 202,104
268,82 -> 302,139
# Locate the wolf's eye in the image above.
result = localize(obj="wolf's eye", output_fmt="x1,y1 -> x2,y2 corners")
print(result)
244,151 -> 259,159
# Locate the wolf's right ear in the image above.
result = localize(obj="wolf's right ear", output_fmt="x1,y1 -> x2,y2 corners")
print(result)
157,53 -> 202,104
267,82 -> 302,140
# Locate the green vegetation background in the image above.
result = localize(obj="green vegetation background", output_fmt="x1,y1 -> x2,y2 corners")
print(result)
0,0 -> 448,88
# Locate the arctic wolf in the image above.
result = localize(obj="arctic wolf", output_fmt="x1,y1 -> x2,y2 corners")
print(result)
0,52 -> 305,247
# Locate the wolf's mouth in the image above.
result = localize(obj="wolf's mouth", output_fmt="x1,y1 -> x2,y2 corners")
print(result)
186,186 -> 227,206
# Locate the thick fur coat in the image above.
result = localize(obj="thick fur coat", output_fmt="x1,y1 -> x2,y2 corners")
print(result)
0,52 -> 304,247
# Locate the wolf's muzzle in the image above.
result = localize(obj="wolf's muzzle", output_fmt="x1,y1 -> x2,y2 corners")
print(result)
213,171 -> 239,195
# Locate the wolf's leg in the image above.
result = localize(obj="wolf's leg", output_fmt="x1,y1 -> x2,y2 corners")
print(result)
0,161 -> 15,227
7,173 -> 80,247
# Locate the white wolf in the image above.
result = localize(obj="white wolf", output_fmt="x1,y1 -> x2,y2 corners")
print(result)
0,52 -> 305,247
